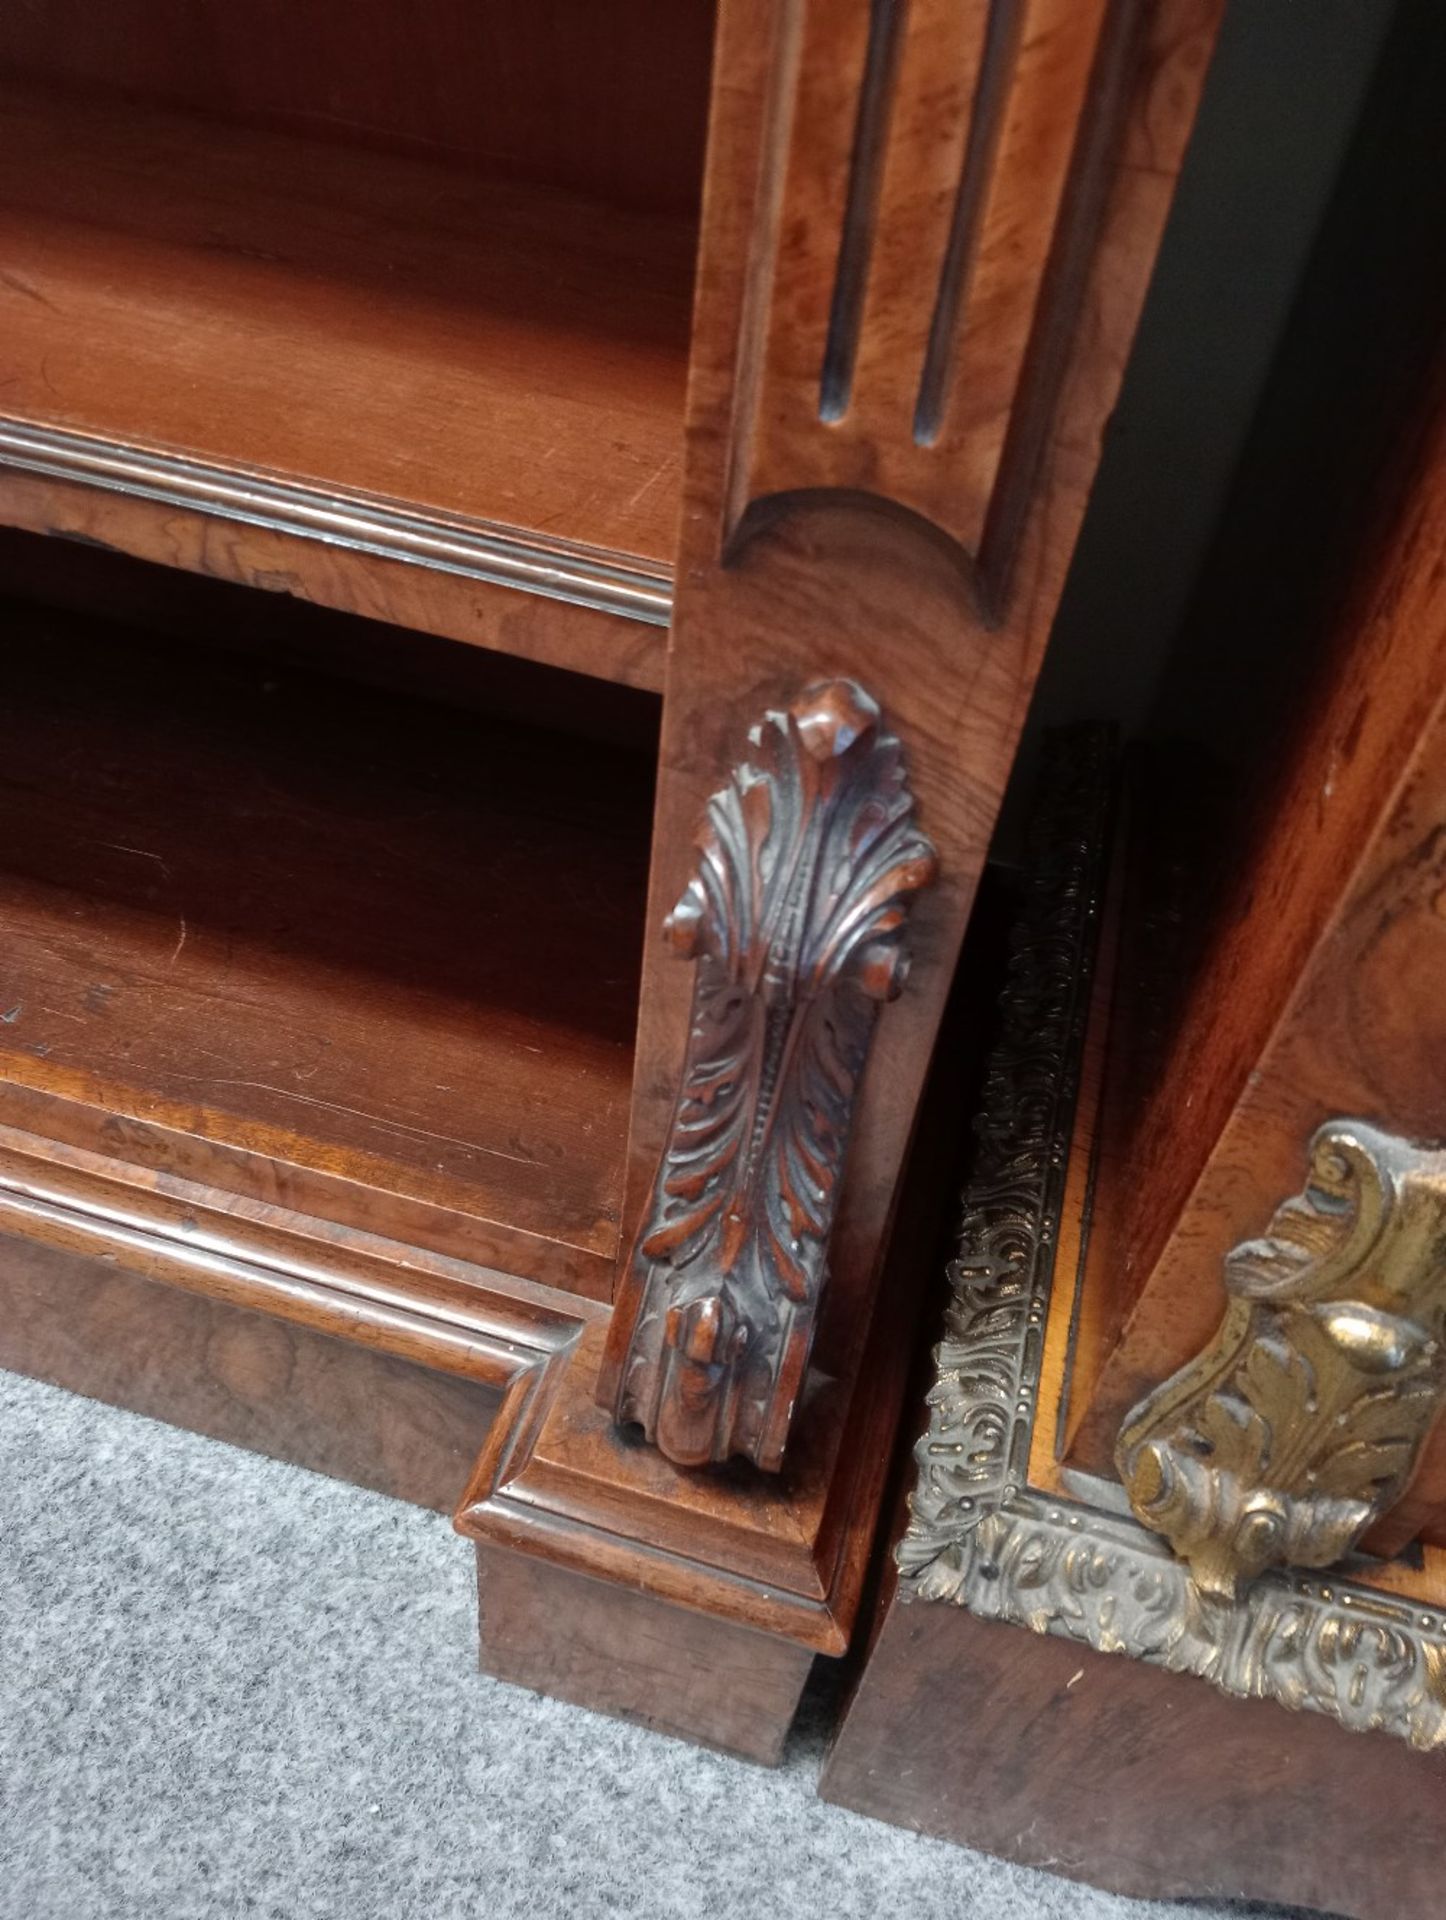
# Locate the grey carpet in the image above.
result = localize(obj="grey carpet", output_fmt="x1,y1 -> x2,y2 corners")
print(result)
1,1367 -> 1270,1920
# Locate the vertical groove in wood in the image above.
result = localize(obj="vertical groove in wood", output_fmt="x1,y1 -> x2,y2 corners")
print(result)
722,0 -> 810,542
724,0 -> 1137,572
818,0 -> 907,423
913,0 -> 1024,445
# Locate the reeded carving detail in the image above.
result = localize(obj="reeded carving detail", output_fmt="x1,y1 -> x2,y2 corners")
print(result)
611,678 -> 937,1471
1117,1124 -> 1446,1601
898,730 -> 1446,1754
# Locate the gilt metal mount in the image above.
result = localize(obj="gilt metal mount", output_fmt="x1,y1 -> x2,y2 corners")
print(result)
1117,1122 -> 1446,1601
897,730 -> 1446,1754
609,678 -> 937,1471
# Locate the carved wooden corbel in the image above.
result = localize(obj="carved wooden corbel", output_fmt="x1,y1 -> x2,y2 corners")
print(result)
605,678 -> 937,1471
1117,1121 -> 1446,1601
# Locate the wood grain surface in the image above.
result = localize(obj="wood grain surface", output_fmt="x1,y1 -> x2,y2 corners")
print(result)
0,1109 -> 592,1510
0,472 -> 672,692
604,0 -> 1223,1436
0,589 -> 653,1296
476,1546 -> 814,1763
0,0 -> 717,217
0,83 -> 696,563
0,1229 -> 504,1512
823,1560 -> 1446,1919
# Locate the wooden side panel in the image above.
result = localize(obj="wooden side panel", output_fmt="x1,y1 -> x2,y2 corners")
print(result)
1068,402 -> 1446,1527
475,1546 -> 814,1763
602,0 -> 1224,1458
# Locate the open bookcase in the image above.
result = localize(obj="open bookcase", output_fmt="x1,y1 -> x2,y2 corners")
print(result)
0,2 -> 709,680
0,0 -> 1224,1760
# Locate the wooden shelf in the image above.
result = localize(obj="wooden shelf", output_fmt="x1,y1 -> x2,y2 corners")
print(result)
0,591 -> 654,1298
0,81 -> 698,681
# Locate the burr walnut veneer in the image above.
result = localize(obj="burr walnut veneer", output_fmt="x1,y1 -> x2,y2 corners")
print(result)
0,0 -> 1220,1758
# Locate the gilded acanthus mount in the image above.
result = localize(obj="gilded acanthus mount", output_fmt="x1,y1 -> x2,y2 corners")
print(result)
896,728 -> 1446,1754
1117,1122 -> 1446,1601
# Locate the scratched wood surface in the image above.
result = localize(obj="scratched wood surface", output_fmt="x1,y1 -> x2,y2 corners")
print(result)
0,586 -> 653,1297
822,1561 -> 1446,1919
0,82 -> 696,568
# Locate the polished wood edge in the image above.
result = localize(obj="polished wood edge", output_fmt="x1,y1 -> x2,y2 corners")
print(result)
0,1075 -> 615,1301
457,1161 -> 938,1660
0,1118 -> 588,1388
0,416 -> 673,629
456,1318 -> 851,1654
976,0 -> 1143,610
0,1082 -> 879,1658
897,730 -> 1446,1752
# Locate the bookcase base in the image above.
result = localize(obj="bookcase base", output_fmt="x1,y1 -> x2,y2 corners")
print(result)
476,1546 -> 815,1764
822,1585 -> 1446,1919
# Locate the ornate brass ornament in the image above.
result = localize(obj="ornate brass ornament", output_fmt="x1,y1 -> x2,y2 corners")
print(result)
1116,1124 -> 1446,1600
896,729 -> 1446,1754
899,727 -> 1108,1585
610,678 -> 937,1471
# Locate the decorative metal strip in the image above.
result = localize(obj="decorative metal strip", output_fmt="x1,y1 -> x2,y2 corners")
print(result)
0,418 -> 673,628
899,724 -> 1110,1570
896,726 -> 1446,1753
924,1492 -> 1446,1752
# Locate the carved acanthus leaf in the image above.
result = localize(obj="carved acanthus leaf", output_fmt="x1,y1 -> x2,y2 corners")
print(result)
610,678 -> 936,1471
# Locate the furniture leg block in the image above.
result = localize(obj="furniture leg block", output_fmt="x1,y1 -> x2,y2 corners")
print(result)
476,1545 -> 814,1765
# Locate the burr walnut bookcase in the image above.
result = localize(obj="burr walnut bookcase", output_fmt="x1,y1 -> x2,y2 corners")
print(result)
0,0 -> 1221,1758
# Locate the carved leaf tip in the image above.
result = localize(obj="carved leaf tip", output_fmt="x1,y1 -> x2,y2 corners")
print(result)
791,678 -> 880,761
